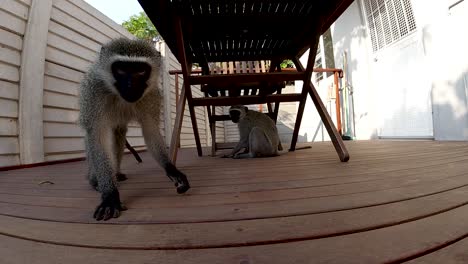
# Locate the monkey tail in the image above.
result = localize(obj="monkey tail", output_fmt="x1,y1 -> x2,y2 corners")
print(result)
125,140 -> 143,163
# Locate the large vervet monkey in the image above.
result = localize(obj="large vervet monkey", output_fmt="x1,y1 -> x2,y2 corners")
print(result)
79,38 -> 190,221
224,105 -> 283,159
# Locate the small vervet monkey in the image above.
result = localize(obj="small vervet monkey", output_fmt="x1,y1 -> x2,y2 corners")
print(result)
78,38 -> 190,221
224,105 -> 283,159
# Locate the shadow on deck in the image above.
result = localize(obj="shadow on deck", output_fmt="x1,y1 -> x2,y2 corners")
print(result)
1,140 -> 468,263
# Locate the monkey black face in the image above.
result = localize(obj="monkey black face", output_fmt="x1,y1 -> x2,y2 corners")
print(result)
229,105 -> 248,123
229,109 -> 241,123
111,61 -> 152,103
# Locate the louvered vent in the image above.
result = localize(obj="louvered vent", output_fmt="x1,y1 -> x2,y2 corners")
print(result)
363,0 -> 417,52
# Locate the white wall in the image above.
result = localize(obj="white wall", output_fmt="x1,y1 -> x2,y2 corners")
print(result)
329,0 -> 468,141
412,0 -> 468,140
329,0 -> 377,140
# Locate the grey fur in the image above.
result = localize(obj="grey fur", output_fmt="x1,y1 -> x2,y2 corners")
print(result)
78,38 -> 189,221
226,105 -> 283,159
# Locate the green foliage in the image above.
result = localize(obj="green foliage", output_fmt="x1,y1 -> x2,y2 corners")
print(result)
122,12 -> 159,41
280,59 -> 294,69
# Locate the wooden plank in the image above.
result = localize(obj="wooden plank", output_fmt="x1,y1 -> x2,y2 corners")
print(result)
44,75 -> 79,96
0,154 -> 19,167
0,117 -> 18,136
0,62 -> 19,82
0,80 -> 19,100
43,91 -> 79,110
0,98 -> 18,118
44,138 -> 84,154
0,137 -> 19,155
18,0 -> 52,164
17,0 -> 31,6
50,7 -> 110,45
45,61 -> 83,83
0,45 -> 21,66
192,94 -> 303,106
0,184 -> 468,249
189,71 -> 305,85
44,122 -> 83,138
407,237 -> 468,263
0,0 -> 29,20
45,46 -> 89,73
48,21 -> 100,52
54,0 -> 122,39
43,108 -> 79,123
1,202 -> 468,263
66,0 -> 134,39
47,32 -> 96,62
0,9 -> 26,35
45,152 -> 85,162
0,28 -> 22,50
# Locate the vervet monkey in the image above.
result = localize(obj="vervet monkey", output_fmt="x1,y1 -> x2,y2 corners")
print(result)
224,105 -> 283,158
79,38 -> 190,221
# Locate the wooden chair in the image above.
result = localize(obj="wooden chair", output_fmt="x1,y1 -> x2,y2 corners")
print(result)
201,60 -> 285,156
138,0 -> 353,164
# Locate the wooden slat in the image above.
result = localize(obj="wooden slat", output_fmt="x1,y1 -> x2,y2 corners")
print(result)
44,122 -> 83,138
0,137 -> 19,155
44,76 -> 79,96
45,61 -> 83,83
48,21 -> 100,52
0,117 -> 18,136
43,91 -> 79,110
1,141 -> 468,262
0,28 -> 22,50
44,138 -> 84,153
0,0 -> 29,21
50,7 -> 110,45
45,46 -> 89,73
0,98 -> 18,118
0,62 -> 19,82
66,0 -> 134,39
0,45 -> 21,66
0,80 -> 19,100
190,71 -> 305,85
0,155 -> 20,167
47,32 -> 96,62
192,94 -> 303,106
43,108 -> 79,123
0,9 -> 26,35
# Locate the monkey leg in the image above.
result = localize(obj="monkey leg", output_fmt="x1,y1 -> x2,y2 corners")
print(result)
141,118 -> 190,194
234,127 -> 275,158
114,126 -> 128,182
85,128 -> 127,221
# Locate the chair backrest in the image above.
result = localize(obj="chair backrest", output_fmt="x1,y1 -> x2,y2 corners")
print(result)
203,60 -> 284,97
209,60 -> 271,75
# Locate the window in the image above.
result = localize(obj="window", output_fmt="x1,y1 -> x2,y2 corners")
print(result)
363,0 -> 417,52
322,29 -> 336,77
314,46 -> 323,83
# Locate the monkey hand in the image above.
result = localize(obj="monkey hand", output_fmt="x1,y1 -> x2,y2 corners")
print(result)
94,190 -> 127,221
221,154 -> 233,158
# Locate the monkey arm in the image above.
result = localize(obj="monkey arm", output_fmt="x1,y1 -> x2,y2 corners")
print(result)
140,116 -> 190,194
85,127 -> 126,221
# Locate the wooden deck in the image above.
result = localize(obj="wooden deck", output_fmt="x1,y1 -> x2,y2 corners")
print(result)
1,140 -> 468,263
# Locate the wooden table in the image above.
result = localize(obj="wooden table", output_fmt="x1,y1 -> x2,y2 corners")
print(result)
138,0 -> 354,163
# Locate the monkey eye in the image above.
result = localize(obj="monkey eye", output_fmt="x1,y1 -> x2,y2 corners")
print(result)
116,69 -> 127,75
134,69 -> 147,76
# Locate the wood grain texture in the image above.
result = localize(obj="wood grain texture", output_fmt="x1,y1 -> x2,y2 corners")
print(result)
1,141 -> 468,263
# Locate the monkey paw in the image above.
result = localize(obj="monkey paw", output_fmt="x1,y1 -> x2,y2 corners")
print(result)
165,163 -> 191,194
116,172 -> 128,182
94,190 -> 127,221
